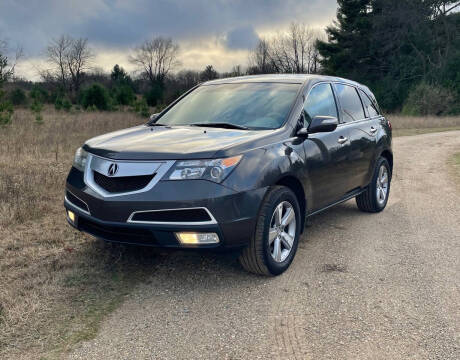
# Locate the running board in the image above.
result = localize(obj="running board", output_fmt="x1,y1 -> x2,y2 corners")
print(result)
306,188 -> 366,218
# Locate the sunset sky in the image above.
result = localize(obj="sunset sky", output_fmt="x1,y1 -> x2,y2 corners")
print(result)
0,0 -> 338,80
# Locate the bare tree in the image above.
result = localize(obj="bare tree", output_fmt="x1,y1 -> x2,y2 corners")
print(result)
0,39 -> 22,85
44,35 -> 93,93
248,38 -> 273,74
45,35 -> 72,90
249,23 -> 323,75
130,37 -> 179,86
270,23 -> 323,74
66,38 -> 92,93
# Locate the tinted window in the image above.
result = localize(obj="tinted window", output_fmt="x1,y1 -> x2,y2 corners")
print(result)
155,83 -> 301,130
359,89 -> 379,117
334,84 -> 365,123
303,83 -> 338,126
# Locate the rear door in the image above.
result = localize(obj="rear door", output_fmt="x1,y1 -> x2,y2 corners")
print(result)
302,82 -> 352,211
333,83 -> 377,190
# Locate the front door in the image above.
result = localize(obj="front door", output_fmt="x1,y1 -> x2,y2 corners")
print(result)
301,82 -> 352,211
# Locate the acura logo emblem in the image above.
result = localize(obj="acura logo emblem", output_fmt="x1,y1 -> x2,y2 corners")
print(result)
107,163 -> 119,176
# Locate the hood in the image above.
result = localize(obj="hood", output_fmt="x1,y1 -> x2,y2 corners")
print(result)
84,125 -> 275,160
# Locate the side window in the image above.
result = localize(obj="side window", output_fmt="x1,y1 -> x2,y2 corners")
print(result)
334,84 -> 365,123
303,83 -> 338,127
359,89 -> 379,117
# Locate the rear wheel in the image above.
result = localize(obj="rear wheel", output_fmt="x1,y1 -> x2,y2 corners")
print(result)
356,157 -> 391,212
239,186 -> 301,276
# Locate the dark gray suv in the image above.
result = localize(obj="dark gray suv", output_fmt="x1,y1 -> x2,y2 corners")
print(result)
65,74 -> 393,275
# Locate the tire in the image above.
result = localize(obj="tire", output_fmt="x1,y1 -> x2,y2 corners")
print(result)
356,157 -> 391,213
239,186 -> 301,276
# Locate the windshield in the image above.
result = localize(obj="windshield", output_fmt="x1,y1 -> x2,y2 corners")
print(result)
154,83 -> 301,130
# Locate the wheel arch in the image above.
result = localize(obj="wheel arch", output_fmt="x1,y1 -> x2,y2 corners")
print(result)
276,175 -> 306,233
380,149 -> 393,177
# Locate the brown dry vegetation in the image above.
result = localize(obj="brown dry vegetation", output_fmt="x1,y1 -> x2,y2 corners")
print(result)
388,115 -> 460,136
0,109 -> 459,358
0,108 -> 160,359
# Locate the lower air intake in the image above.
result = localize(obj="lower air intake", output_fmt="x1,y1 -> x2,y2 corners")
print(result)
130,208 -> 213,223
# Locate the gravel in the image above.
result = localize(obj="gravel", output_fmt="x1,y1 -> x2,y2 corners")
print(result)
69,131 -> 460,360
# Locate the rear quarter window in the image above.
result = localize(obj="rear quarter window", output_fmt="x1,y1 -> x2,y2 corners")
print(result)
359,89 -> 380,117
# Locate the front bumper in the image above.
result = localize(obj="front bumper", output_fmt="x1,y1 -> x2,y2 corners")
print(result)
65,167 -> 267,249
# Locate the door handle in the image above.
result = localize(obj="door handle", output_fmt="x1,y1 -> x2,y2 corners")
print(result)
337,136 -> 348,144
370,126 -> 377,134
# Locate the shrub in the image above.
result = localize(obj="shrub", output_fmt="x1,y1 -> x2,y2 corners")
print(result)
62,97 -> 72,112
80,83 -> 111,111
0,90 -> 13,125
133,98 -> 150,117
54,96 -> 63,110
144,84 -> 163,107
55,96 -> 72,111
402,82 -> 457,116
30,99 -> 44,124
9,88 -> 27,106
112,84 -> 135,106
29,85 -> 49,103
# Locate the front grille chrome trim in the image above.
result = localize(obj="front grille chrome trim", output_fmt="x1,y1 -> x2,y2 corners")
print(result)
127,207 -> 217,225
65,190 -> 91,215
83,153 -> 175,198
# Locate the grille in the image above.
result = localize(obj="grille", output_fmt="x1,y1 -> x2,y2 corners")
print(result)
130,208 -> 212,223
79,217 -> 155,244
66,191 -> 89,213
93,171 -> 155,193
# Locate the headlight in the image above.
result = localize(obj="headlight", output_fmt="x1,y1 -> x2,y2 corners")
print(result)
167,155 -> 242,183
73,147 -> 88,171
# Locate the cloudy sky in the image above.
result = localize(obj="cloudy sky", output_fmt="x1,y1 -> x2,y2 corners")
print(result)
0,0 -> 338,80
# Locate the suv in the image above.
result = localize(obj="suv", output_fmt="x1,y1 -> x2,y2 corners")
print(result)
65,75 -> 392,276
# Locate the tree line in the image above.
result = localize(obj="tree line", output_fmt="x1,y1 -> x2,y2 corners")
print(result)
1,0 -> 459,124
317,0 -> 460,115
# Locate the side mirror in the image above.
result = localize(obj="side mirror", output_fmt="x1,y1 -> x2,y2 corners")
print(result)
307,116 -> 338,134
149,113 -> 159,121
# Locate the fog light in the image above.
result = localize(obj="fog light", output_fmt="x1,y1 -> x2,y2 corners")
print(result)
67,210 -> 75,223
176,232 -> 220,244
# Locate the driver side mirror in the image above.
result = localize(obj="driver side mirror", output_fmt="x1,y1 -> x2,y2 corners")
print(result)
306,115 -> 338,134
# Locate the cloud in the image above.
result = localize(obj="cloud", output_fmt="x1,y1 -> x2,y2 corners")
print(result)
1,0 -> 338,79
224,26 -> 260,50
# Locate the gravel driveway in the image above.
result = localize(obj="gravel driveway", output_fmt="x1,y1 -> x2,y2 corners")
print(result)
69,131 -> 460,360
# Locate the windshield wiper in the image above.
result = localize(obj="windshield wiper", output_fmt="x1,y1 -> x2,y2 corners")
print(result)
149,122 -> 167,127
189,122 -> 249,130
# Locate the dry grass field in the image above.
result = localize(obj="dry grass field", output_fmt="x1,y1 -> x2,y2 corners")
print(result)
0,108 -> 158,359
388,115 -> 460,136
0,109 -> 459,359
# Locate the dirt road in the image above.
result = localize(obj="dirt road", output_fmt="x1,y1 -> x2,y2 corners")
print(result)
69,131 -> 460,360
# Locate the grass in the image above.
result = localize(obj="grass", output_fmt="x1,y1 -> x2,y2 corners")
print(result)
0,110 -> 459,358
388,115 -> 460,137
0,107 -> 160,359
448,152 -> 460,189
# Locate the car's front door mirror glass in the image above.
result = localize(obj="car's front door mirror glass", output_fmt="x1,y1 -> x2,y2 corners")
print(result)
149,113 -> 159,121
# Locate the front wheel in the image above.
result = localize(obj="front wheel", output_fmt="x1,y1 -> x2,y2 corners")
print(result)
356,157 -> 391,212
239,186 -> 301,276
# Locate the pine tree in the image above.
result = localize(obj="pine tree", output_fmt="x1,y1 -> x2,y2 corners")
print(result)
316,0 -> 373,80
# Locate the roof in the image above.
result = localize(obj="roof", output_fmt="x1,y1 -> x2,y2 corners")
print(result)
203,74 -> 366,89
204,74 -> 312,85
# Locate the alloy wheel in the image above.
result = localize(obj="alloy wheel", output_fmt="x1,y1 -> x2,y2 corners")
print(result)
376,165 -> 389,206
268,201 -> 296,262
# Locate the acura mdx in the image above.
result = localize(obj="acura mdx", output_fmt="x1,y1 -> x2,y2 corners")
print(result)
65,75 -> 393,275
